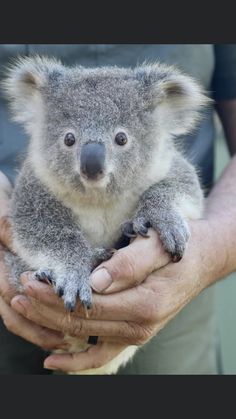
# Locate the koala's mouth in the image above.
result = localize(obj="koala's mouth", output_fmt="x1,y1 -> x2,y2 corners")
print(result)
80,171 -> 110,189
80,169 -> 105,182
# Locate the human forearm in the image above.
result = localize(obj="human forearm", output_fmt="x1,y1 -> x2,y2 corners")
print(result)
203,154 -> 236,284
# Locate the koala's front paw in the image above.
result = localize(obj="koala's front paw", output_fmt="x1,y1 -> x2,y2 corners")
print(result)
34,267 -> 92,312
122,211 -> 190,262
121,218 -> 151,238
150,212 -> 190,262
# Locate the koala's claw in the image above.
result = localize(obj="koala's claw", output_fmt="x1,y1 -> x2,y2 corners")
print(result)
60,278 -> 92,312
34,268 -> 55,285
122,219 -> 150,239
64,300 -> 76,312
56,286 -> 64,297
93,247 -> 116,267
172,253 -> 183,263
155,220 -> 190,263
122,221 -> 137,238
76,282 -> 92,310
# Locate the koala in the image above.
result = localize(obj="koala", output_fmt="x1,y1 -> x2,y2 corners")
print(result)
2,56 -> 210,374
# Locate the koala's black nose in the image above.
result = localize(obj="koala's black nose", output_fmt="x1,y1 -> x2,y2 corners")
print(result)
80,142 -> 105,180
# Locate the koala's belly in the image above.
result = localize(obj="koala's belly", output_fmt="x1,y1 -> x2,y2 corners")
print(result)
75,200 -> 137,248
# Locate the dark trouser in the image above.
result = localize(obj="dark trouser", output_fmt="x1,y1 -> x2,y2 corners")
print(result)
0,319 -> 52,374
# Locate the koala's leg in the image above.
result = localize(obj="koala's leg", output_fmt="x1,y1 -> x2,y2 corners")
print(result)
11,166 -> 113,311
122,155 -> 203,262
4,251 -> 30,292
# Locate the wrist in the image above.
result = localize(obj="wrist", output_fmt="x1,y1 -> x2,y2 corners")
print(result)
188,217 -> 230,291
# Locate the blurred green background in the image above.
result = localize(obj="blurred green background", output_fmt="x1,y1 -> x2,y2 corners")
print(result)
215,117 -> 236,374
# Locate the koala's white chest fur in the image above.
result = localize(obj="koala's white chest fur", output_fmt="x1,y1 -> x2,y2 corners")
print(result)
67,190 -> 141,248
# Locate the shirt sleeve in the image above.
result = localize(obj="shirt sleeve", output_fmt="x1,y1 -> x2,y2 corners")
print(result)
211,44 -> 236,100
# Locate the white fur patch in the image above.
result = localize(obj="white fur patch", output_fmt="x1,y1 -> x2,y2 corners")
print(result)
177,194 -> 204,220
30,137 -> 174,248
58,336 -> 138,375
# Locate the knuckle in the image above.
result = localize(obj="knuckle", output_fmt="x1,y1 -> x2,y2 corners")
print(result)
131,324 -> 154,345
64,316 -> 83,337
131,286 -> 159,324
141,302 -> 158,323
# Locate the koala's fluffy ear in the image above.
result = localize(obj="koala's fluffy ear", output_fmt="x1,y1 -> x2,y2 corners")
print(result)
2,56 -> 62,130
135,64 -> 212,137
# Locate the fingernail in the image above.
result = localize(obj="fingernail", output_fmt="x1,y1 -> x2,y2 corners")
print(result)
44,361 -> 57,370
44,357 -> 59,370
90,268 -> 112,292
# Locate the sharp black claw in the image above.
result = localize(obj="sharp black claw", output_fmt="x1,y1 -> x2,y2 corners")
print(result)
122,221 -> 136,238
124,231 -> 137,238
35,272 -> 52,284
82,300 -> 92,310
172,254 -> 182,263
138,226 -> 149,237
64,301 -> 76,312
57,287 -> 64,297
106,248 -> 116,258
34,270 -> 54,285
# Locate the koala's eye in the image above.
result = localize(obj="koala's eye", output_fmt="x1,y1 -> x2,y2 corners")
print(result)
64,132 -> 76,146
115,132 -> 128,146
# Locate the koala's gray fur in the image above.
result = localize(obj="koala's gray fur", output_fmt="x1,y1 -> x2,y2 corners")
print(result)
2,56 -> 210,374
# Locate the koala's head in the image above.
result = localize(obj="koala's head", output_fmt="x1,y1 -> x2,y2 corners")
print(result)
3,56 -> 210,197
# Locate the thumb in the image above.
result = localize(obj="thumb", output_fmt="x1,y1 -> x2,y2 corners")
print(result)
90,228 -> 170,294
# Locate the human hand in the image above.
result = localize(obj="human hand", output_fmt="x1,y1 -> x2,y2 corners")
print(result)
10,219 -> 218,372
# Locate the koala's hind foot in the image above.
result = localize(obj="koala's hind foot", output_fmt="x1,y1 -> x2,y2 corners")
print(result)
122,211 -> 190,262
4,252 -> 30,291
33,247 -> 115,312
33,267 -> 92,312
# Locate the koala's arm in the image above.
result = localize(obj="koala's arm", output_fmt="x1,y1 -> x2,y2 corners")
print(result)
122,153 -> 203,261
10,164 -> 110,310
